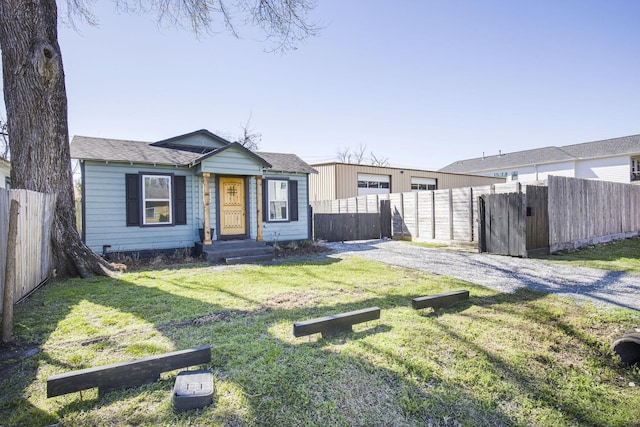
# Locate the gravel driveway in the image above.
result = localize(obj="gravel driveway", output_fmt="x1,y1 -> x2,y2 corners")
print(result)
324,239 -> 640,311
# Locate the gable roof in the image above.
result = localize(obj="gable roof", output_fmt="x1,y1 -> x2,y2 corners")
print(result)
439,134 -> 640,174
197,142 -> 273,169
152,129 -> 233,149
70,133 -> 316,174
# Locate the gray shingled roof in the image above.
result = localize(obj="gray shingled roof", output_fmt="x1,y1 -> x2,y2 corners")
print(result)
439,134 -> 640,173
71,135 -> 316,174
257,152 -> 317,174
71,136 -> 202,166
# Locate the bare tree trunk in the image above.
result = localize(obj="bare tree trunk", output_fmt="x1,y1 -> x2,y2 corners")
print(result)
0,0 -> 113,277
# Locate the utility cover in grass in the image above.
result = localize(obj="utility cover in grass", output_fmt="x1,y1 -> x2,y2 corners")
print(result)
173,370 -> 214,412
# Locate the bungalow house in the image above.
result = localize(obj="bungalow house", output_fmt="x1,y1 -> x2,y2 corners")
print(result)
0,157 -> 10,189
70,129 -> 317,262
439,134 -> 640,184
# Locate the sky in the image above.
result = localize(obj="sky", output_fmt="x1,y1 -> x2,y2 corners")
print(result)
5,0 -> 640,170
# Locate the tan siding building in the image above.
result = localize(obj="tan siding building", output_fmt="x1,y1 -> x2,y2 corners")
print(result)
309,162 -> 505,201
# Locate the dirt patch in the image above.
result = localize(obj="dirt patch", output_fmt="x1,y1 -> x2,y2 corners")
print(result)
275,243 -> 331,258
263,291 -> 321,309
0,340 -> 40,376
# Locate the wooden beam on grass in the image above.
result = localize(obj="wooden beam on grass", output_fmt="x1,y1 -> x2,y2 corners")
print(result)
294,307 -> 380,338
412,290 -> 470,310
47,345 -> 211,398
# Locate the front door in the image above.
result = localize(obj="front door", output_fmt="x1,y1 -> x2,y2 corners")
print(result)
219,177 -> 246,237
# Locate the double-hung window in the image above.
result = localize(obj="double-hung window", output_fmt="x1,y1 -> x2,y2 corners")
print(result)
263,178 -> 298,222
126,173 -> 187,227
268,179 -> 289,221
142,175 -> 172,225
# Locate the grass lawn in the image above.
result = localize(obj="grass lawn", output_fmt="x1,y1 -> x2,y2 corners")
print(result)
1,255 -> 639,426
544,237 -> 640,274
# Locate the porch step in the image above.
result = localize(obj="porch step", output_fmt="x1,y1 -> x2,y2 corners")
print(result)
197,240 -> 275,264
224,254 -> 276,265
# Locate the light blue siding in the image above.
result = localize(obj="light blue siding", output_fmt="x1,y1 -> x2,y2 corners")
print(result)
199,146 -> 263,176
167,134 -> 227,149
262,173 -> 311,243
83,161 -> 197,253
82,155 -> 312,253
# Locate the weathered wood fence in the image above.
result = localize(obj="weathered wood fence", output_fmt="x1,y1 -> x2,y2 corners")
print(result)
312,182 -> 522,244
478,185 -> 549,257
547,176 -> 640,252
1,188 -> 56,313
312,176 -> 640,255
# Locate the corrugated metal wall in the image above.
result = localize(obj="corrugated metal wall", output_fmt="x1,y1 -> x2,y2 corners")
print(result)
308,163 -> 505,201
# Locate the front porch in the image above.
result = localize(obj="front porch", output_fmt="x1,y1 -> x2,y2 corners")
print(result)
195,240 -> 274,265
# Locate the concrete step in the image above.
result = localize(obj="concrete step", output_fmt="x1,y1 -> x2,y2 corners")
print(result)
197,240 -> 274,264
223,253 -> 275,265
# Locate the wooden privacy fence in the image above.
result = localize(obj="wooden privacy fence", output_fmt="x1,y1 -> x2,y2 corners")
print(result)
1,188 -> 56,313
312,176 -> 640,255
547,176 -> 640,252
312,182 -> 522,244
313,200 -> 391,242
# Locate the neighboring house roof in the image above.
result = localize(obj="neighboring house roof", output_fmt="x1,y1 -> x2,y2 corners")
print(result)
440,134 -> 640,174
70,133 -> 315,174
258,152 -> 317,174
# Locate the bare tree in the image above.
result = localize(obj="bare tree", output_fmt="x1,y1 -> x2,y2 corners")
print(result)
0,0 -> 318,277
235,113 -> 262,150
336,144 -> 390,166
370,152 -> 390,167
336,146 -> 352,163
353,143 -> 366,164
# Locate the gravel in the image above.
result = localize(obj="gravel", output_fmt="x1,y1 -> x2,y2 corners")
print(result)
323,239 -> 640,311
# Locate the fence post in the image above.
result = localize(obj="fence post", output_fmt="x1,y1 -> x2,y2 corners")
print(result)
2,199 -> 19,343
449,189 -> 454,241
431,191 -> 436,240
414,192 -> 419,238
400,193 -> 405,238
469,188 -> 474,242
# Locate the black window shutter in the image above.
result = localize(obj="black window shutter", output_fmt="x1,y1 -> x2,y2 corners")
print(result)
174,176 -> 187,225
289,179 -> 298,221
125,174 -> 140,226
262,179 -> 268,222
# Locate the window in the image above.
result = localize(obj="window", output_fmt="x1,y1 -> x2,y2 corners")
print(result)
4,177 -> 10,189
126,173 -> 187,227
632,159 -> 640,181
411,177 -> 436,192
511,171 -> 518,181
263,178 -> 298,222
411,183 -> 436,191
143,175 -> 172,224
268,179 -> 289,221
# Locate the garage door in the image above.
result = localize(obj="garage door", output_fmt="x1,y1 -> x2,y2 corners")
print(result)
357,174 -> 391,196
